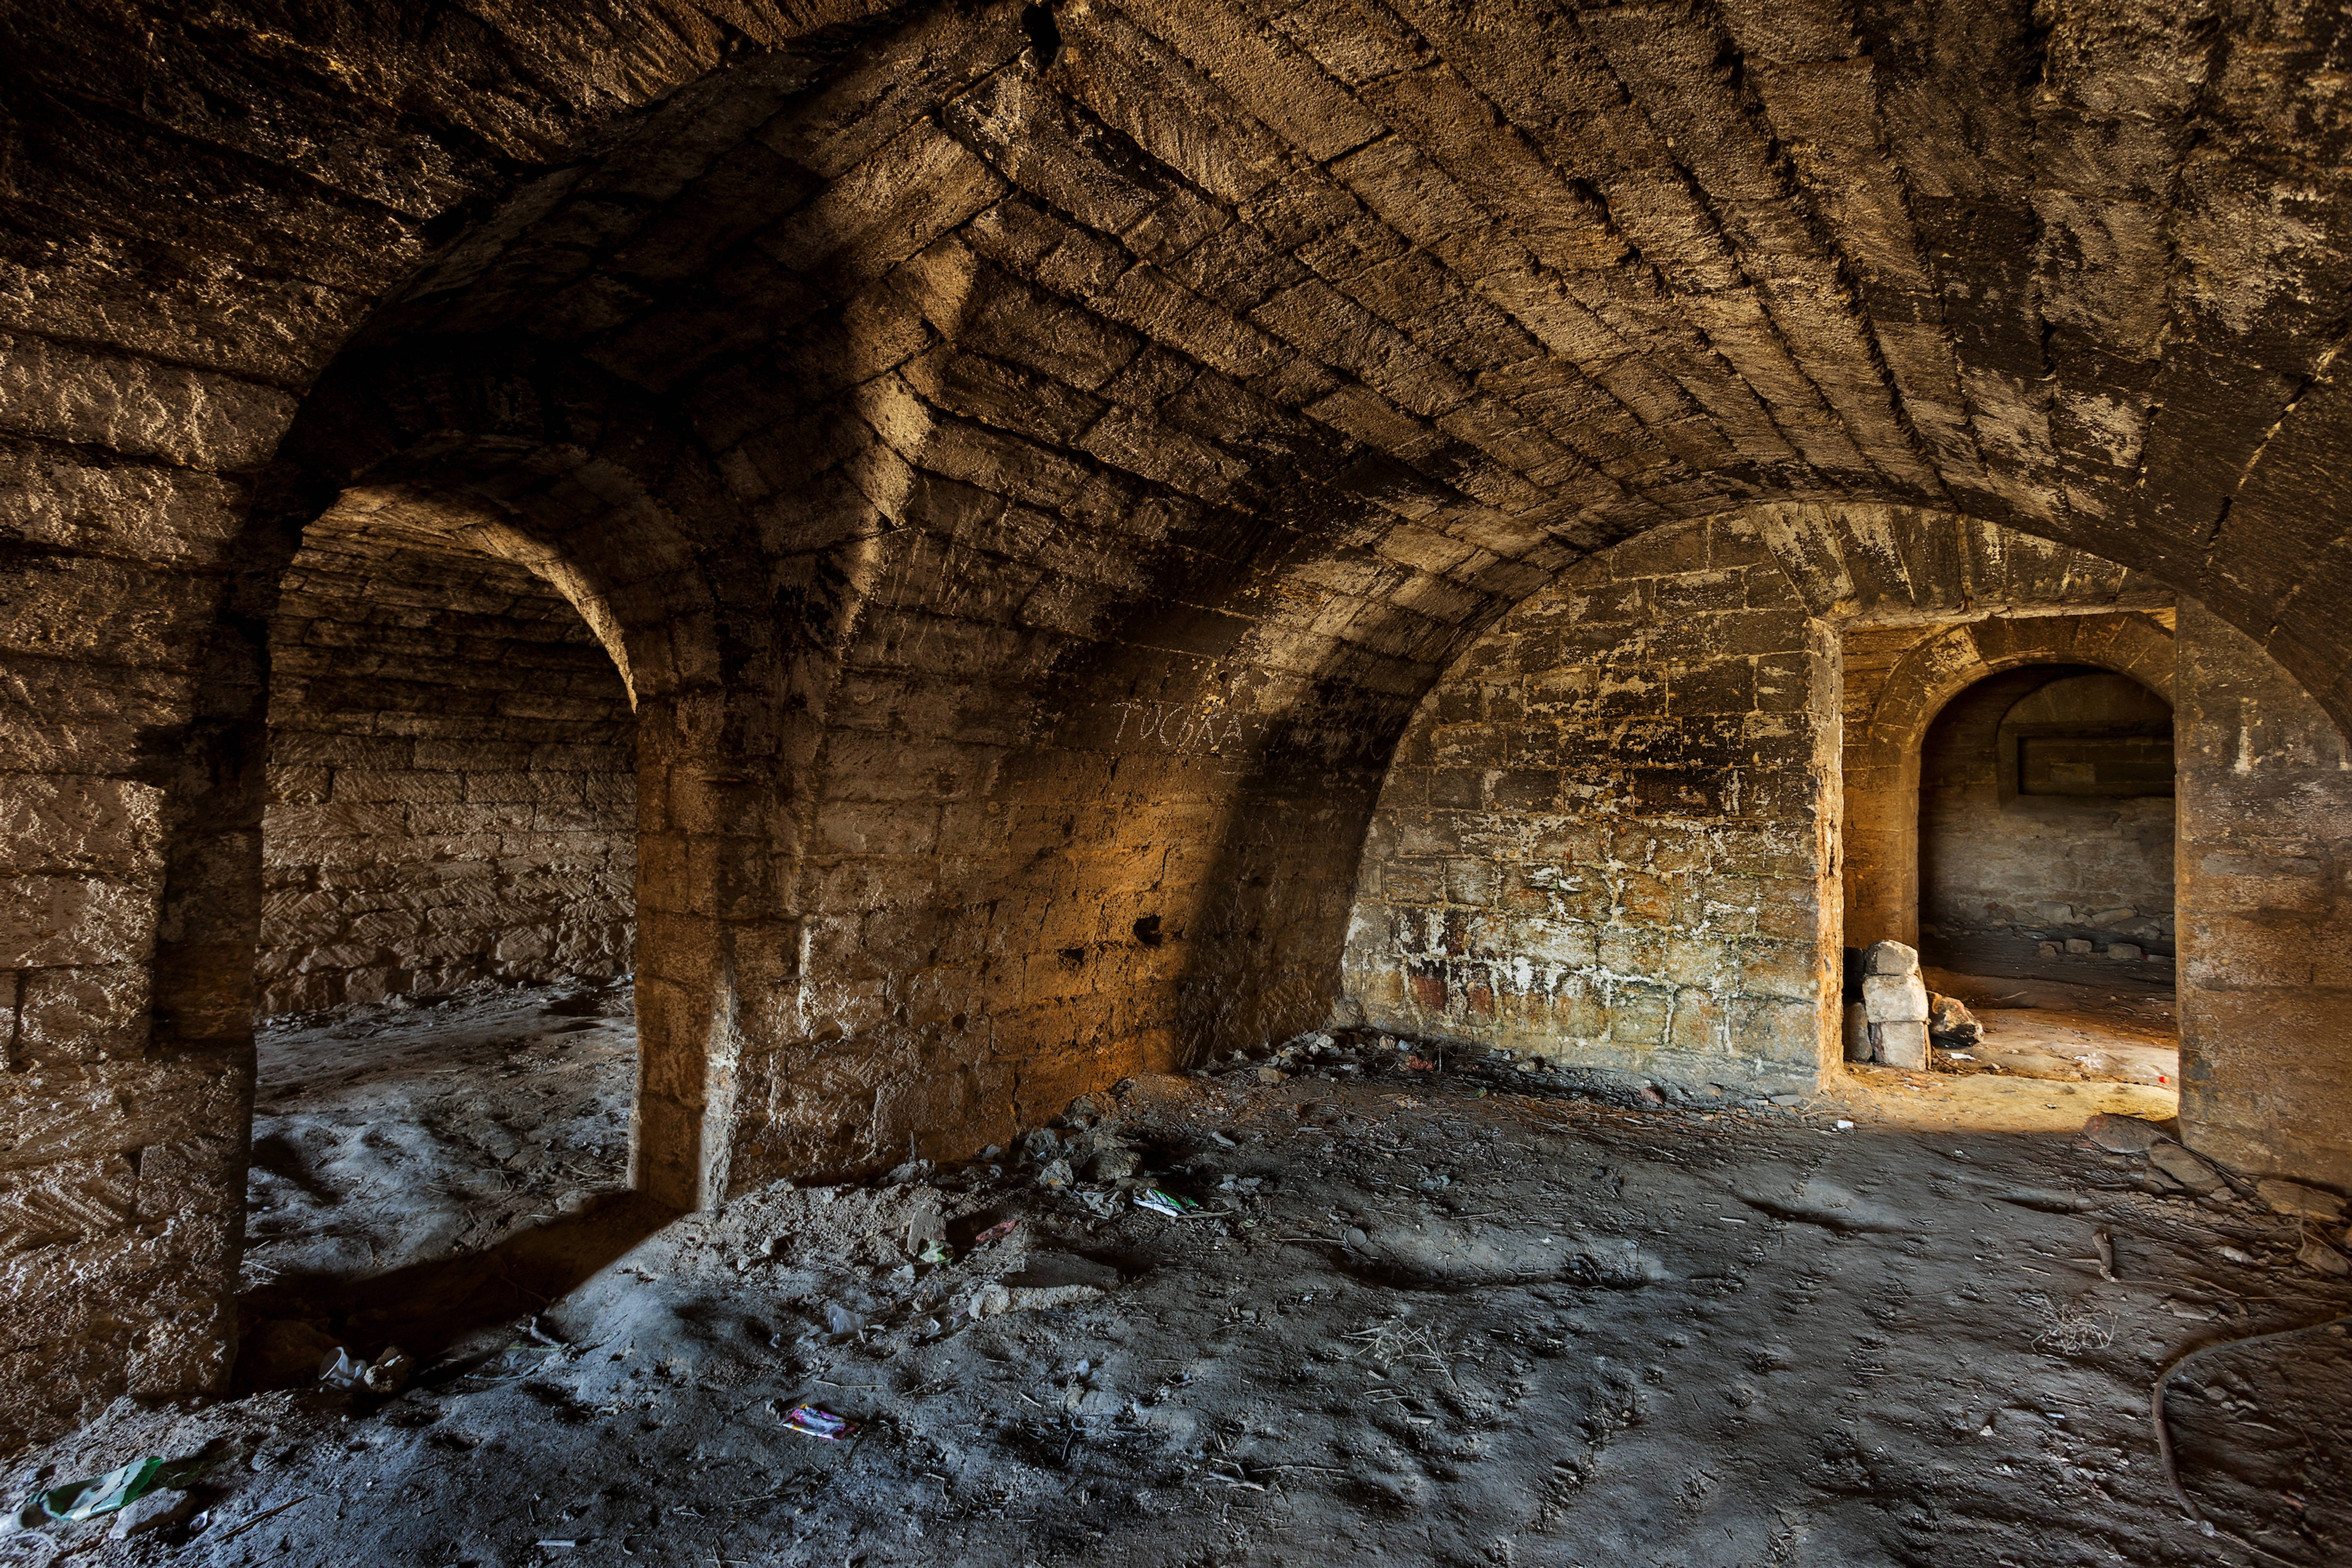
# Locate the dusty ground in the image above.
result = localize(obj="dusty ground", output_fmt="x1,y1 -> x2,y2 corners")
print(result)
1926,968 -> 2180,1089
243,980 -> 637,1292
9,1019 -> 2349,1568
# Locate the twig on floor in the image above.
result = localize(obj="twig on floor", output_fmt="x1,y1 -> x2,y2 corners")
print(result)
212,1495 -> 311,1544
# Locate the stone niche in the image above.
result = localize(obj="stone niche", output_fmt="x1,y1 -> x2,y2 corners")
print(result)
259,516 -> 637,1015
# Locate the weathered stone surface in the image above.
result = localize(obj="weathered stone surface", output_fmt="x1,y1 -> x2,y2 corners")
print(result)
1871,1020 -> 1930,1071
2176,603 -> 2352,1191
258,513 -> 637,1012
2256,1178 -> 2346,1222
1343,515 -> 1841,1093
9,0 -> 2352,1462
2149,1141 -> 2226,1194
1861,973 -> 1928,1025
2083,1112 -> 2168,1155
1861,940 -> 1919,977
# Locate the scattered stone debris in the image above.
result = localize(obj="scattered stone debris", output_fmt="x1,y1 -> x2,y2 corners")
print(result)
13,1028 -> 2346,1567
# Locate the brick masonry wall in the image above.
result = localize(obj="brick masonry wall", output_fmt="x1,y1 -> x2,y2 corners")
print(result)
1342,516 -> 1841,1095
261,517 -> 636,1014
2176,601 -> 2352,1188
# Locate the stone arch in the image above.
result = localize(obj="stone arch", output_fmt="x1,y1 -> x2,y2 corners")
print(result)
1842,612 -> 2178,952
258,428 -> 769,1213
19,0 -> 2352,1456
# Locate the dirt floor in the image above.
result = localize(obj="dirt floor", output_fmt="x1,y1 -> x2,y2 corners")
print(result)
1926,968 -> 2180,1089
241,980 -> 638,1294
9,1007 -> 2350,1568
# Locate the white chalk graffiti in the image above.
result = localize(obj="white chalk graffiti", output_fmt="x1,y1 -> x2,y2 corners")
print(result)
1112,700 -> 1262,752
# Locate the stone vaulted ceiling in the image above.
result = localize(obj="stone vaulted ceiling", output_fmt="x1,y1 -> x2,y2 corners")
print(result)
8,0 -> 2352,727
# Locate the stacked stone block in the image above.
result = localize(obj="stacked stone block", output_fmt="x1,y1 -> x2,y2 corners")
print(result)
1854,939 -> 1929,1070
2176,604 -> 2352,1189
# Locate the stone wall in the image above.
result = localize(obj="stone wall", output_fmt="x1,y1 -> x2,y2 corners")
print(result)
260,517 -> 636,1016
1342,516 -> 1842,1095
15,0 -> 2352,1458
2176,602 -> 2352,1189
1918,667 -> 2174,959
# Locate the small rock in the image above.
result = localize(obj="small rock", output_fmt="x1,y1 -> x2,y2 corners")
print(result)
2149,1141 -> 2226,1194
363,1346 -> 414,1396
1862,940 -> 1919,976
2065,938 -> 2095,955
1927,994 -> 1983,1047
109,1490 -> 196,1541
1256,1066 -> 1288,1085
1090,1147 -> 1142,1182
2296,1237 -> 2350,1277
2255,1178 -> 2346,1222
987,1252 -> 1122,1313
2106,943 -> 2144,961
2037,941 -> 2060,958
2082,1112 -> 2167,1154
555,1190 -> 594,1216
238,1319 -> 343,1392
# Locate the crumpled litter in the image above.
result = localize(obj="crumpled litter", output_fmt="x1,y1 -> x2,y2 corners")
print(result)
319,1345 -> 414,1395
0,1453 -> 216,1535
971,1218 -> 1020,1248
782,1404 -> 858,1441
1135,1189 -> 1200,1217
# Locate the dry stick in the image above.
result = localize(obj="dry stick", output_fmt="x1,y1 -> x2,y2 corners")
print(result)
2151,1307 -> 2352,1536
211,1495 -> 312,1544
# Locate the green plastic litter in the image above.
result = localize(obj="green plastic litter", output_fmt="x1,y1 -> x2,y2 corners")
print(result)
47,1457 -> 164,1522
4,1451 -> 221,1535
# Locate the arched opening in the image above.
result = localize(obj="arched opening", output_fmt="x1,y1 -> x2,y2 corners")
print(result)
1913,664 -> 2178,1086
242,508 -> 641,1292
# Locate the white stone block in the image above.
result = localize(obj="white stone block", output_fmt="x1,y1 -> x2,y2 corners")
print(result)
1872,1020 -> 1929,1069
1861,972 -> 1929,1023
1862,939 -> 1918,976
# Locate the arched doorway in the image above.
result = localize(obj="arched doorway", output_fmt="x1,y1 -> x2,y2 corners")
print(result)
242,506 -> 640,1290
1915,664 -> 2177,1084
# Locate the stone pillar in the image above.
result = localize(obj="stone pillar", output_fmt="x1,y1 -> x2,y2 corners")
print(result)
2175,601 -> 2352,1187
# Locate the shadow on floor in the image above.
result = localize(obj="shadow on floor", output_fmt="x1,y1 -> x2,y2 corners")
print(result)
235,1191 -> 676,1388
